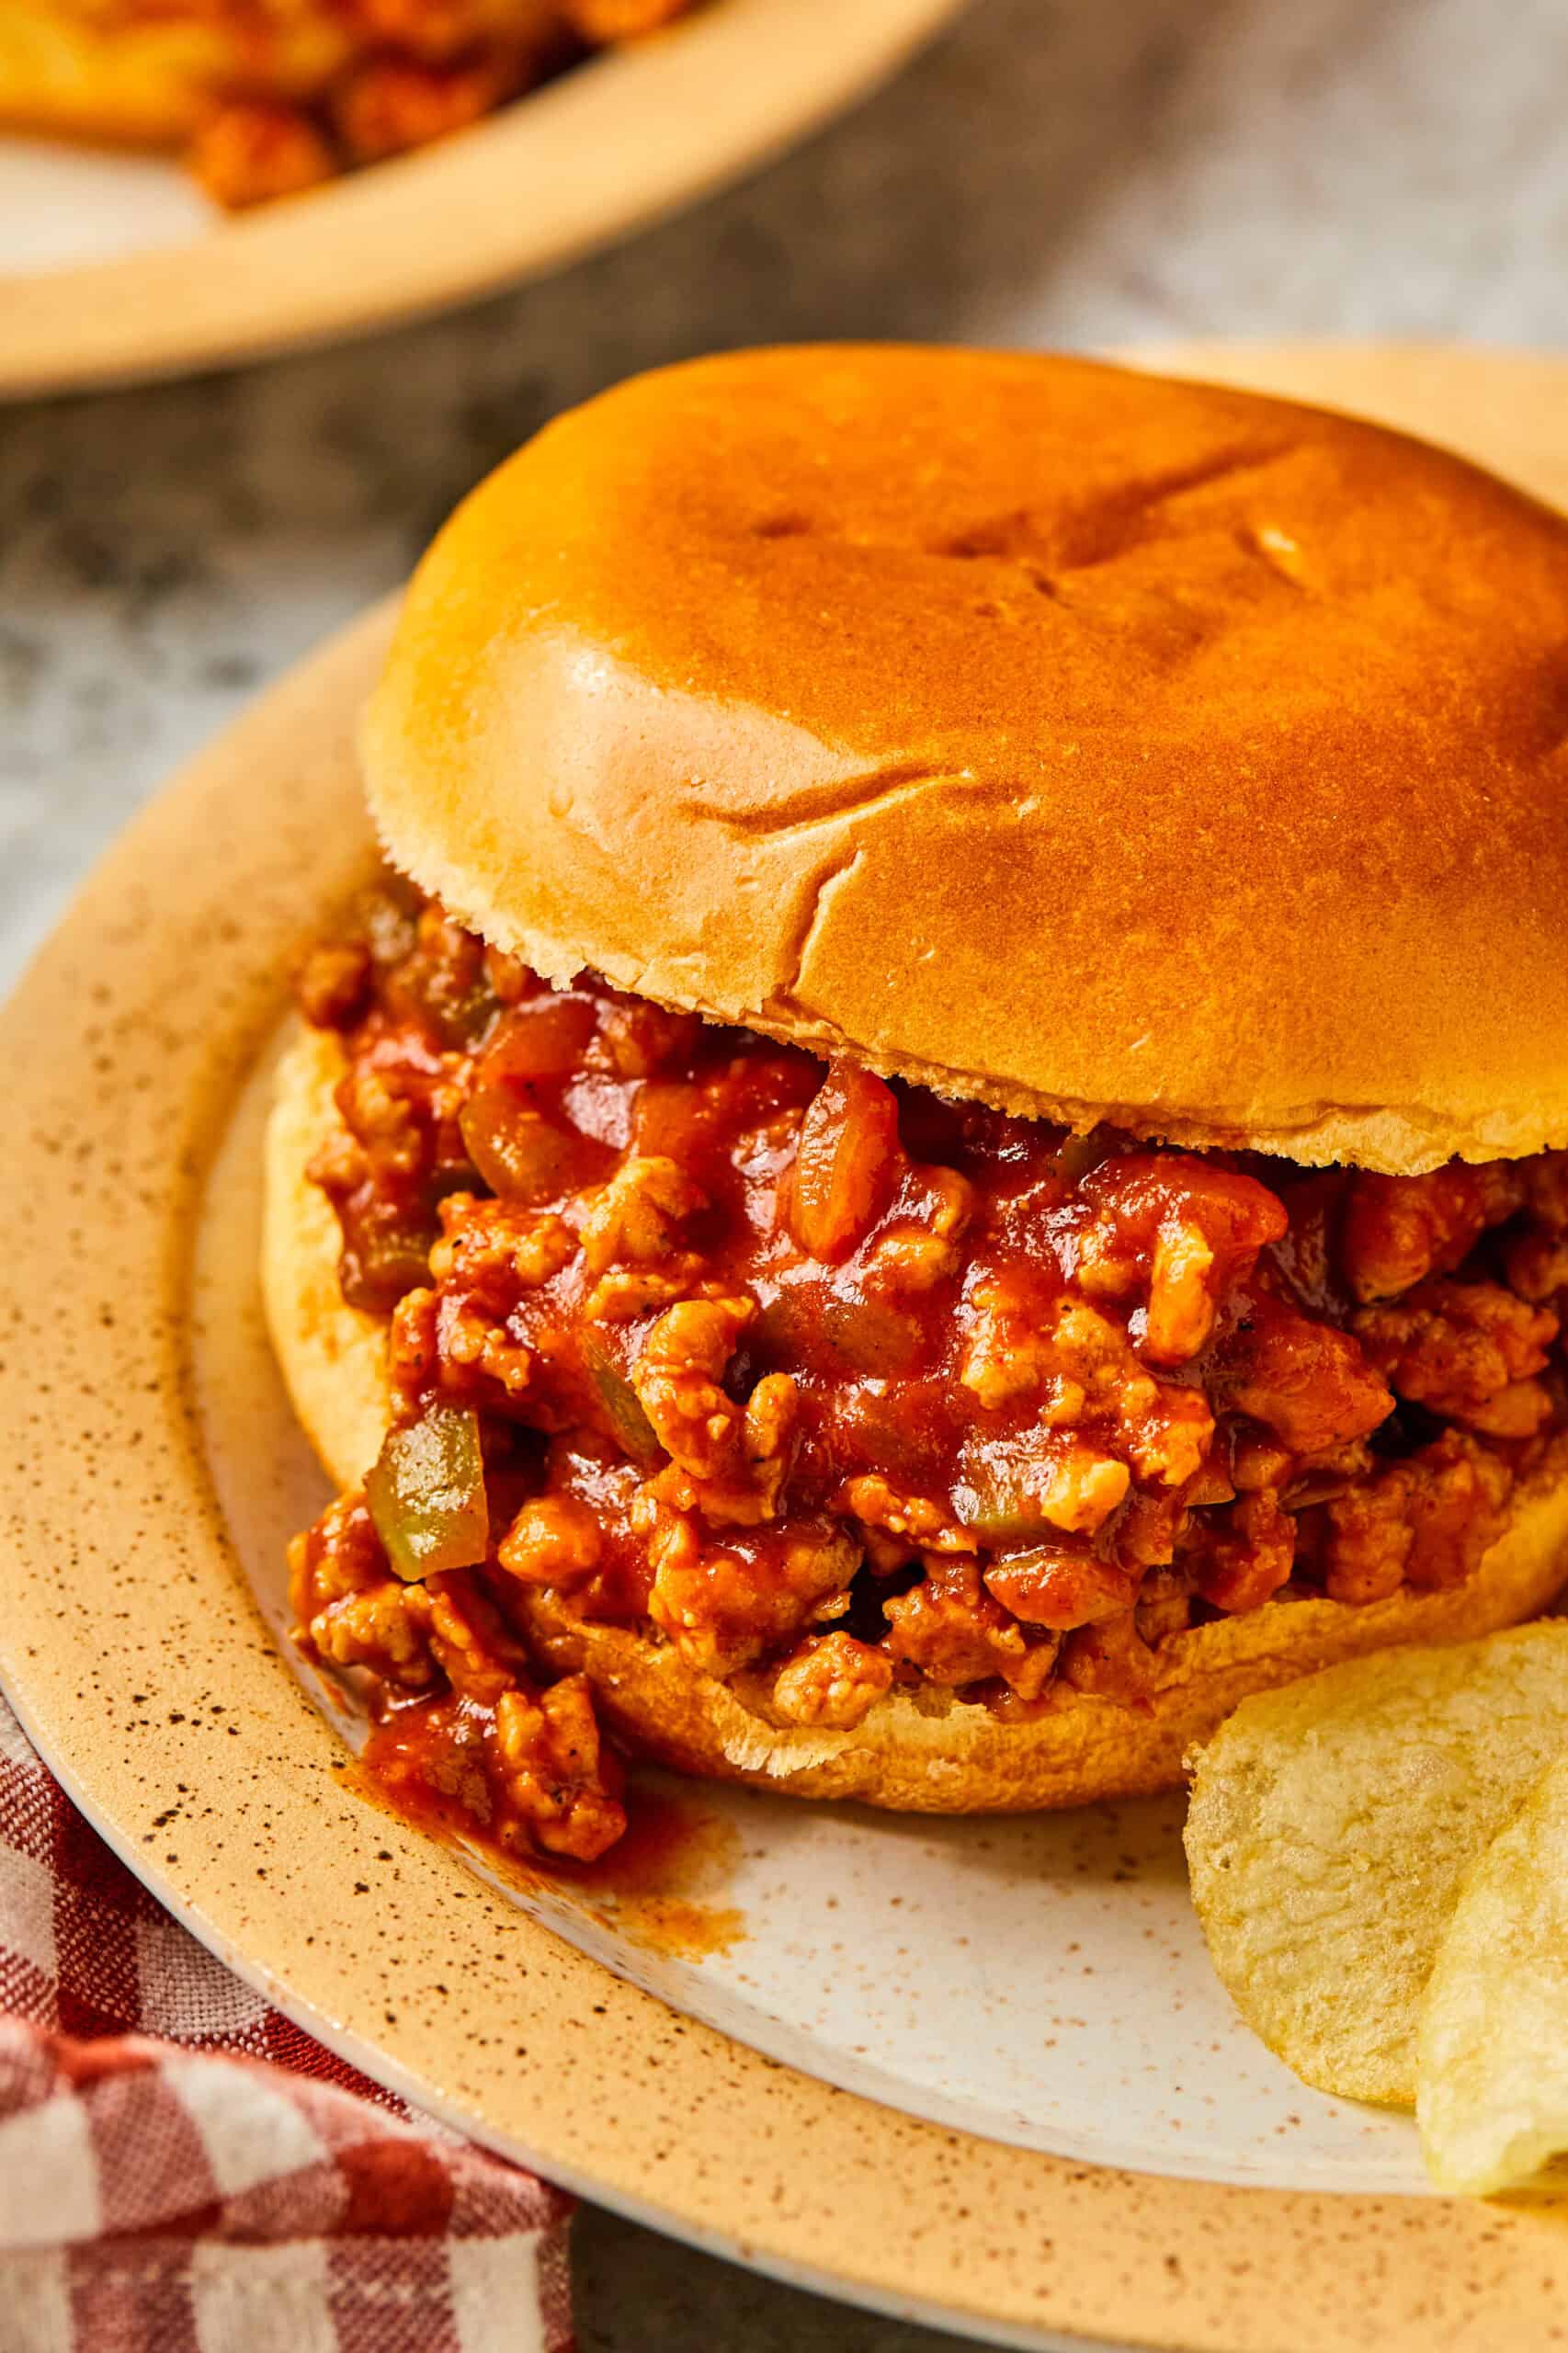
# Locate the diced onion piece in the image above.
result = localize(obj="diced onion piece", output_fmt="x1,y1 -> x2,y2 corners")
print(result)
819,1294 -> 924,1376
790,1061 -> 901,1266
341,1214 -> 437,1313
366,1404 -> 490,1582
581,1332 -> 664,1467
950,1460 -> 1055,1544
757,1287 -> 921,1377
632,1078 -> 713,1162
951,1434 -> 1130,1543
479,994 -> 597,1083
460,1087 -> 575,1202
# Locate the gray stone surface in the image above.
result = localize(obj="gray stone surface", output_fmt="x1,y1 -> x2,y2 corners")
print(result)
572,2205 -> 973,2351
4,0 -> 1567,2337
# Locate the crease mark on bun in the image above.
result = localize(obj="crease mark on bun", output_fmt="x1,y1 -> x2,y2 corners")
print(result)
1045,439 -> 1297,573
682,757 -> 958,843
765,844 -> 868,1016
798,442 -> 1296,582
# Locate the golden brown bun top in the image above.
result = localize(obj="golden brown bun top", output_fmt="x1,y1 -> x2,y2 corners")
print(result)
363,345 -> 1568,1174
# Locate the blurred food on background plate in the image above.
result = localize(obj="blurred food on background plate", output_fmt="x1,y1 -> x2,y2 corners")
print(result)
0,0 -> 693,208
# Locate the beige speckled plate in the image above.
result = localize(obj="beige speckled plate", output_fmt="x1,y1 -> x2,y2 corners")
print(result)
6,344 -> 1568,2351
0,0 -> 964,399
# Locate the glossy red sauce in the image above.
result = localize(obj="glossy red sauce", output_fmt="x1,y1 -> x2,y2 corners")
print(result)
288,882 -> 1568,1862
362,1701 -> 744,1958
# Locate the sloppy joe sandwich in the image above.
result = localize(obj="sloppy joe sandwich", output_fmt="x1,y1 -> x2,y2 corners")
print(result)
267,345 -> 1568,1867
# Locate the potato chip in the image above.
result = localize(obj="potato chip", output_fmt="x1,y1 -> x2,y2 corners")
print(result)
1418,1749 -> 1568,2193
1183,1623 -> 1568,2105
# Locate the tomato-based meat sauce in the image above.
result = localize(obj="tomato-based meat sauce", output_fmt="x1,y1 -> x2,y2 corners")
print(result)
289,883 -> 1568,1861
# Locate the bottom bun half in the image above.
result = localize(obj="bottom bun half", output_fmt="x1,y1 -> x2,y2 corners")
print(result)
264,1020 -> 1568,1813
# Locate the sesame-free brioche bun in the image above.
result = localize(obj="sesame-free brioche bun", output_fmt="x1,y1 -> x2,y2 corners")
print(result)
264,1022 -> 1568,1813
361,344 -> 1568,1179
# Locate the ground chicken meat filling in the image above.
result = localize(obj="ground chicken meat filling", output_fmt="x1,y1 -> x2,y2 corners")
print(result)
289,882 -> 1568,1857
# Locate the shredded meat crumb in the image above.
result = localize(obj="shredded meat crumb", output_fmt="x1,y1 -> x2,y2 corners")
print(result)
771,1631 -> 894,1731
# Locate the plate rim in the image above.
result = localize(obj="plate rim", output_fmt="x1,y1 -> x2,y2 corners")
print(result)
6,343 -> 1568,2351
0,0 -> 966,399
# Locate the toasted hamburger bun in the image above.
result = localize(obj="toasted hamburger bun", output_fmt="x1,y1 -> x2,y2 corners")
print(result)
265,1022 -> 1568,1812
362,346 -> 1568,1178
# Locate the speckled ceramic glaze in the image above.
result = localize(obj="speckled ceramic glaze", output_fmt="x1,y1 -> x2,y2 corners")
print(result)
6,347 -> 1568,2351
0,0 -> 964,398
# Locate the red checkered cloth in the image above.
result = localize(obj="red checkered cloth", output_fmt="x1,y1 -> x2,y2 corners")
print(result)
0,1693 -> 574,2352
